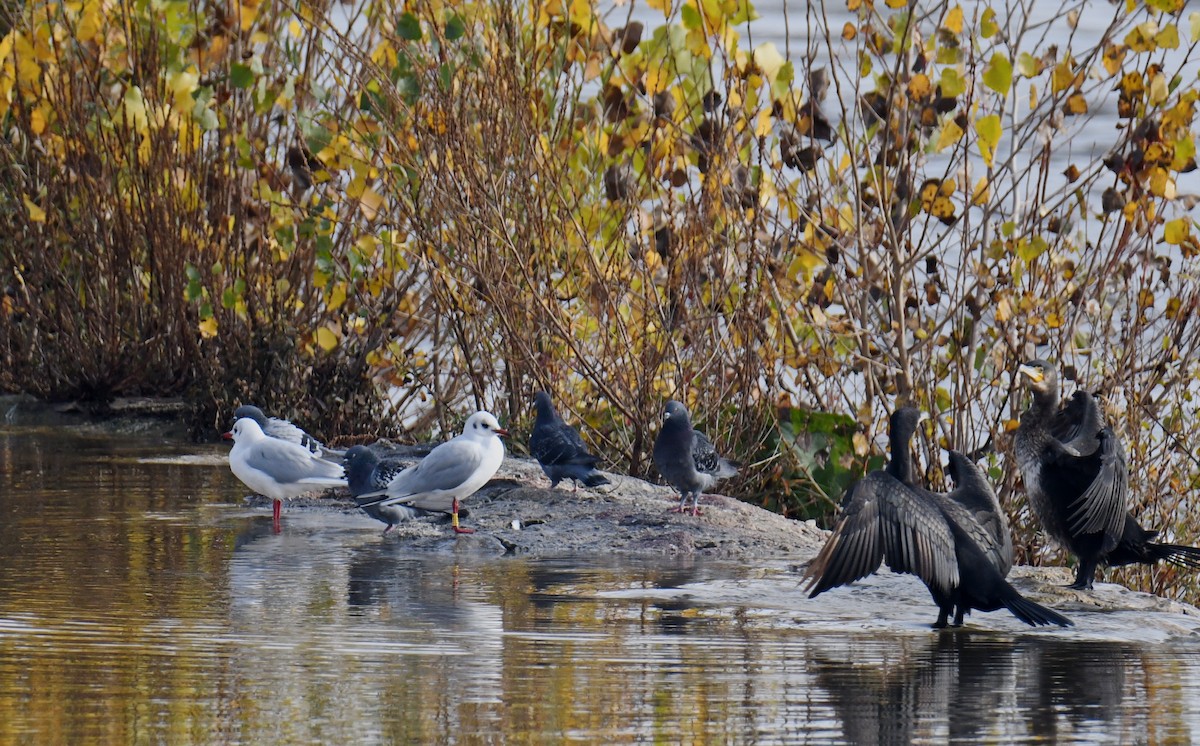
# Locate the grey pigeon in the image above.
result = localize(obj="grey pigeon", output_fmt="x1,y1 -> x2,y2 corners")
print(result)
234,404 -> 345,459
343,445 -> 441,534
530,391 -> 610,491
223,417 -> 347,524
652,400 -> 738,516
356,411 -> 508,534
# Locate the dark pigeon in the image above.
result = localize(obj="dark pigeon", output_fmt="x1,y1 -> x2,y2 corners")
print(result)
529,392 -> 610,491
343,445 -> 442,534
234,404 -> 345,459
652,400 -> 738,516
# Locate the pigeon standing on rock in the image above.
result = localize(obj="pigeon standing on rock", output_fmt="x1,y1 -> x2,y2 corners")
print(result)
355,411 -> 508,535
234,404 -> 345,459
343,445 -> 441,534
652,400 -> 739,516
224,416 -> 348,526
529,392 -> 610,491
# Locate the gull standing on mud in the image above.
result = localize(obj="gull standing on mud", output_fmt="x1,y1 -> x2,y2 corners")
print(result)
234,404 -> 345,459
653,400 -> 738,516
529,391 -> 610,491
224,416 -> 348,525
355,411 -> 508,534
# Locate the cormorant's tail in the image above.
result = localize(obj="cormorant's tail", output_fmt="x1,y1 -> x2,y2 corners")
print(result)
998,583 -> 1073,628
1149,542 -> 1200,570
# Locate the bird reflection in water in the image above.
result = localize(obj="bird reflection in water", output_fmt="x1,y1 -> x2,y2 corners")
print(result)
807,633 -> 1141,744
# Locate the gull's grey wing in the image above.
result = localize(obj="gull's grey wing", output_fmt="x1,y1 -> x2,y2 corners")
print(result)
246,441 -> 344,484
385,439 -> 485,500
261,417 -> 315,448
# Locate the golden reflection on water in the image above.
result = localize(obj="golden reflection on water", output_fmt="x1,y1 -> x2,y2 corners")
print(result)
0,425 -> 1198,744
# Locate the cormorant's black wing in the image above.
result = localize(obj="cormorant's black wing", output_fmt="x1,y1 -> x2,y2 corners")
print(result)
805,472 -> 958,599
943,452 -> 1013,576
1064,426 -> 1128,538
1049,390 -> 1103,455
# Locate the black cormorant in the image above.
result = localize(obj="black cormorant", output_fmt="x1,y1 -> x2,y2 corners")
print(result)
1014,359 -> 1200,589
806,407 -> 1070,628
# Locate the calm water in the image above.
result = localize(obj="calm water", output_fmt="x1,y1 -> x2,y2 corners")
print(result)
2,423 -> 1200,744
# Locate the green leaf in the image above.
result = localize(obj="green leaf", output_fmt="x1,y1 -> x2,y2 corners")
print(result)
983,53 -> 1012,95
444,13 -> 465,41
397,12 -> 422,40
1016,52 -> 1039,78
939,68 -> 965,98
229,63 -> 254,89
980,7 -> 998,38
681,4 -> 701,29
1016,235 -> 1049,262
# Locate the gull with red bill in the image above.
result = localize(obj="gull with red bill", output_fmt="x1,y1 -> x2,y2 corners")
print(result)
223,417 -> 347,525
354,411 -> 508,534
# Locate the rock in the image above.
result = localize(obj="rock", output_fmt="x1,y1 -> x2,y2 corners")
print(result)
247,453 -> 1200,637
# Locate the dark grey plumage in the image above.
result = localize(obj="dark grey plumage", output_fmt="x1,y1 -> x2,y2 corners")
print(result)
529,392 -> 610,490
234,404 -> 345,459
652,400 -> 738,516
1015,360 -> 1200,589
805,407 -> 1070,628
343,445 -> 438,534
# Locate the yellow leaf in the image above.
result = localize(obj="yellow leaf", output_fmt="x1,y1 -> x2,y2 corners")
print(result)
755,107 -> 772,138
1156,23 -> 1180,49
787,248 -> 826,286
198,318 -> 218,338
1164,218 -> 1190,245
77,0 -> 103,43
315,326 -> 339,352
1149,168 -> 1176,199
359,186 -> 385,220
1064,92 -> 1088,115
934,119 -> 963,152
1149,73 -> 1169,105
1051,58 -> 1075,94
327,282 -> 347,311
929,195 -> 957,224
972,176 -> 990,205
753,42 -> 785,84
23,196 -> 44,223
942,5 -> 963,34
975,114 -> 1001,167
167,70 -> 199,110
907,73 -> 931,101
886,0 -> 906,8
996,295 -> 1012,322
29,104 -> 46,135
